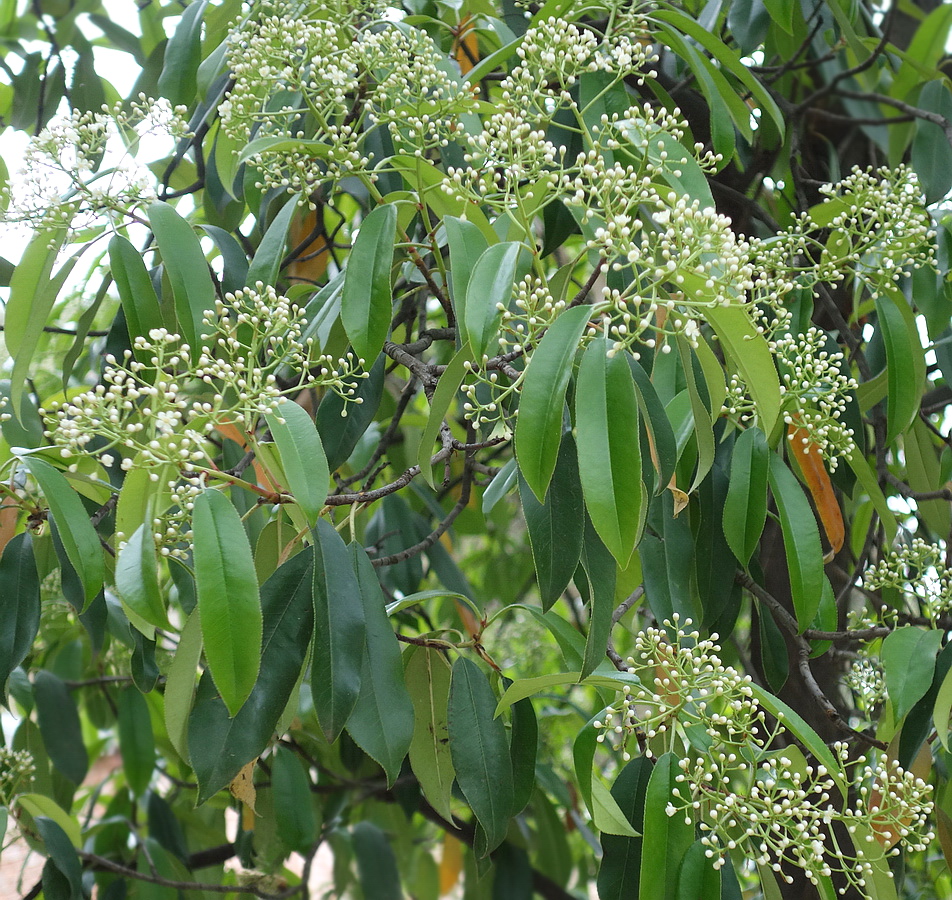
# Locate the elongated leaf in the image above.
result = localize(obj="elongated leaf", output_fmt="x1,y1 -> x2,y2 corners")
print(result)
509,692 -> 538,815
519,434 -> 584,610
418,343 -> 472,488
723,427 -> 768,565
677,840 -> 721,900
406,646 -> 456,820
109,235 -> 165,353
344,544 -> 414,785
34,671 -> 88,785
704,305 -> 782,436
0,533 -> 40,692
35,816 -> 83,900
448,657 -> 513,855
353,821 -> 402,900
189,549 -> 313,802
445,215 -> 490,325
149,200 -> 216,350
25,458 -> 103,607
904,418 -> 950,537
164,610 -> 202,762
482,457 -> 518,514
271,746 -> 316,853
640,752 -> 694,900
874,288 -> 925,444
579,515 -> 618,680
597,756 -> 652,900
882,626 -> 943,726
341,203 -> 397,361
17,795 -> 81,848
515,305 -> 591,500
576,338 -> 643,564
193,488 -> 262,716
628,356 -> 677,493
316,356 -> 386,471
117,687 -> 155,796
767,453 -> 823,630
266,401 -> 329,525
157,0 -> 208,106
246,197 -> 299,288
115,523 -> 168,630
788,424 -> 844,555
463,242 -> 521,358
311,519 -> 365,740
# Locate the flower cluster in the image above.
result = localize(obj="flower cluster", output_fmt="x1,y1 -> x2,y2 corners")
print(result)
5,96 -> 189,236
0,748 -> 35,806
41,285 -> 363,552
845,657 -> 888,718
862,539 -> 952,623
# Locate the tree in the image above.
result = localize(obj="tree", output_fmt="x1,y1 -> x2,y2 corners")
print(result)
1,0 -> 952,897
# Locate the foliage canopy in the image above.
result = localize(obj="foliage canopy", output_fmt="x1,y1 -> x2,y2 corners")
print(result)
2,0 -> 952,898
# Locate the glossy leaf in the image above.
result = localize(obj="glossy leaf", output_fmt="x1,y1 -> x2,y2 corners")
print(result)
108,234 -> 165,354
882,626 -> 943,726
515,305 -> 591,500
418,342 -> 472,488
193,488 -> 262,716
266,401 -> 329,525
117,687 -> 155,796
164,610 -> 202,762
115,523 -> 168,630
405,646 -> 456,820
0,533 -> 40,692
597,756 -> 652,900
628,355 -> 677,493
874,289 -> 925,444
518,434 -> 584,610
246,197 -> 299,288
448,657 -> 513,855
189,549 -> 313,802
575,338 -> 643,564
344,543 -> 414,786
445,215 -> 490,323
35,816 -> 83,900
311,519 -> 365,740
341,203 -> 398,361
25,457 -> 103,607
788,424 -> 844,555
463,242 -> 521,358
149,200 -> 217,351
723,427 -> 769,565
316,356 -> 386,471
767,453 -> 823,630
508,690 -> 538,815
34,671 -> 88,785
157,0 -> 208,106
271,746 -> 317,853
640,752 -> 694,900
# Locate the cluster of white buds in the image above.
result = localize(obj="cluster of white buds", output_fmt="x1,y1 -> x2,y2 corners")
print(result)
594,618 -> 765,761
4,96 -> 189,235
862,539 -> 952,623
0,748 -> 35,807
845,657 -> 888,719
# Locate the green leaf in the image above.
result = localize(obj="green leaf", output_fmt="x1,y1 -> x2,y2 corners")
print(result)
353,821 -> 402,900
482,457 -> 518,514
109,235 -> 165,356
579,515 -> 618,680
882,626 -> 943,726
115,523 -> 169,630
311,519 -> 365,740
515,305 -> 591,500
640,752 -> 694,900
874,288 -> 925,444
189,549 -> 313,802
316,356 -> 386,471
597,756 -> 652,899
8,237 -> 78,419
157,0 -> 208,106
17,795 -> 81,848
164,609 -> 202,762
271,745 -> 316,853
518,434 -> 584,610
628,356 -> 677,493
448,657 -> 513,855
0,533 -> 40,692
25,457 -> 103,607
676,841 -> 721,900
344,544 -> 414,786
912,80 -> 952,205
246,197 -> 299,288
576,338 -> 643,564
766,453 -> 823,630
418,343 -> 472,488
34,670 -> 88,785
149,200 -> 217,351
35,816 -> 83,900
723,428 -> 769,565
445,215 -> 490,326
903,418 -> 950,537
341,203 -> 398,361
509,691 -> 538,815
193,488 -> 262,716
117,687 -> 155,796
266,401 -> 329,525
747,684 -> 846,793
405,646 -> 456,820
934,664 -> 952,751
463,242 -> 521,358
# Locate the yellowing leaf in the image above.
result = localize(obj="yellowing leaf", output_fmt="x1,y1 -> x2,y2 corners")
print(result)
229,759 -> 258,830
788,423 -> 844,558
439,833 -> 463,895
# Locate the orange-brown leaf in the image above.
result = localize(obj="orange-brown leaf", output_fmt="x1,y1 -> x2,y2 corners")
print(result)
287,208 -> 330,285
454,15 -> 479,75
787,424 -> 844,556
439,832 -> 463,895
